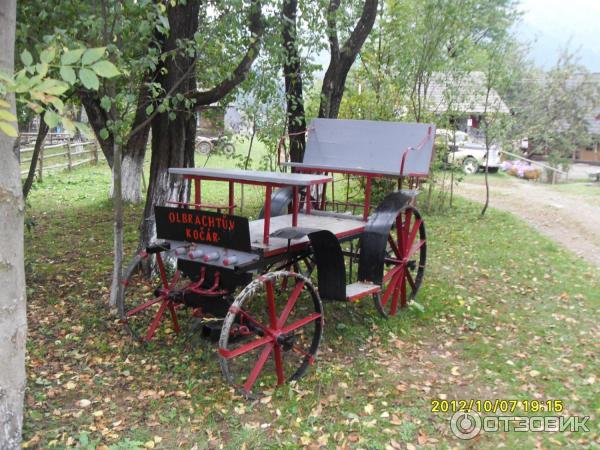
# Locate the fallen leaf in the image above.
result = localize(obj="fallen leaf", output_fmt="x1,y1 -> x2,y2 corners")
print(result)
76,399 -> 91,408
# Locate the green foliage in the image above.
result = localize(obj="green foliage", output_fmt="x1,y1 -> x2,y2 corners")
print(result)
340,0 -> 518,123
507,50 -> 600,170
0,44 -> 120,136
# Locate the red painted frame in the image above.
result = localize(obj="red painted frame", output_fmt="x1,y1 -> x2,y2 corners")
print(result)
182,174 -> 331,246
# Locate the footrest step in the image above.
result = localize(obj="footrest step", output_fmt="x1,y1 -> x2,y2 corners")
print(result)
346,282 -> 380,302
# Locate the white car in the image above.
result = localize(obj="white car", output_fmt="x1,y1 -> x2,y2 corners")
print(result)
436,129 -> 501,174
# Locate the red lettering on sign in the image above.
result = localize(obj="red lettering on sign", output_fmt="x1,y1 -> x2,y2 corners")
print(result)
169,212 -> 176,223
185,228 -> 192,239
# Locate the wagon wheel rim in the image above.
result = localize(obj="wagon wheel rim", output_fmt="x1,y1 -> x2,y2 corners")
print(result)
376,207 -> 426,317
218,271 -> 323,398
118,252 -> 185,343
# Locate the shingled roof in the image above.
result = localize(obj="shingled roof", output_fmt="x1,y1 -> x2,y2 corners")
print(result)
423,72 -> 510,114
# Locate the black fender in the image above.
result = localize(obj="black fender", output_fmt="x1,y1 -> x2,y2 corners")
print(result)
307,230 -> 346,301
357,191 -> 414,284
258,187 -> 295,219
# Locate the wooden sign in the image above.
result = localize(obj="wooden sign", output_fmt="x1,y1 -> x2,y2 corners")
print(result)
155,206 -> 251,252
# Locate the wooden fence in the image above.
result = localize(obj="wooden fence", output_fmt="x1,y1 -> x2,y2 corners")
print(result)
19,135 -> 102,180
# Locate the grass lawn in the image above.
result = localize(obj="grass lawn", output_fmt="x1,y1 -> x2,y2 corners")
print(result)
21,161 -> 599,449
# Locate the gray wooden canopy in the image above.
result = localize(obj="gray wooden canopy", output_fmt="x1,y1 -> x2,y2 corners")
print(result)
282,118 -> 436,177
169,167 -> 332,186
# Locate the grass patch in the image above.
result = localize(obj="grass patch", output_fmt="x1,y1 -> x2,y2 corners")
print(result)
22,162 -> 599,449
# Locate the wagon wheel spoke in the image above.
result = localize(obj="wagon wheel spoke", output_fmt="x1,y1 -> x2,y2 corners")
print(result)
388,235 -> 401,259
219,271 -> 323,398
126,296 -> 163,317
406,239 -> 426,260
406,218 -> 423,251
219,335 -> 273,359
277,281 -> 305,328
265,279 -> 278,328
145,300 -> 170,342
235,307 -> 271,335
390,275 -> 403,316
383,263 -> 403,282
243,343 -> 274,392
273,346 -> 285,385
381,271 -> 402,307
279,312 -> 322,334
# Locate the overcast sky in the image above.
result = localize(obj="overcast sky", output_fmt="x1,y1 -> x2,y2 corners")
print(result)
517,0 -> 600,71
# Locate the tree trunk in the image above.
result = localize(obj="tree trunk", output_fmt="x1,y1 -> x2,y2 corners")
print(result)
0,1 -> 27,447
140,0 -> 264,250
319,0 -> 378,119
119,83 -> 152,203
140,0 -> 200,249
120,151 -> 145,202
80,90 -> 115,167
282,0 -> 306,163
22,116 -> 49,200
83,85 -> 151,203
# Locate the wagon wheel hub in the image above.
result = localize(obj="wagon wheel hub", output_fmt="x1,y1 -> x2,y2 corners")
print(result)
275,332 -> 297,351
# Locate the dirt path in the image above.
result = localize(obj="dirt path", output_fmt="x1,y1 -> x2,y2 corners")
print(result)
456,176 -> 600,268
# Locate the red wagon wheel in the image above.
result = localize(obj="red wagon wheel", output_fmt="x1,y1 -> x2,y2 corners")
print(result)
118,251 -> 185,343
218,271 -> 323,398
375,206 -> 426,317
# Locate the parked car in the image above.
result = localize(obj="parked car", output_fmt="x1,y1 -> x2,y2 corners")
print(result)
436,129 -> 501,174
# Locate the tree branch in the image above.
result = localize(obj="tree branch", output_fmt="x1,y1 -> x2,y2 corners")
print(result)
339,0 -> 378,63
326,0 -> 341,63
22,115 -> 49,199
189,0 -> 264,107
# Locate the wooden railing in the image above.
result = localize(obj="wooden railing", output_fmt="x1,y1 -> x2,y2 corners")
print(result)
19,136 -> 103,180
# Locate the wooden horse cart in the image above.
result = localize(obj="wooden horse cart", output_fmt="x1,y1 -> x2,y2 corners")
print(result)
117,119 -> 435,396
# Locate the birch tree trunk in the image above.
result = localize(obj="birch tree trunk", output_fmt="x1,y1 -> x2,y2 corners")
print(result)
0,1 -> 27,447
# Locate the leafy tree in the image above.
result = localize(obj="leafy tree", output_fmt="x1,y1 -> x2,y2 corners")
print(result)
343,0 -> 517,122
508,50 -> 600,179
477,40 -> 518,216
16,0 -> 161,202
278,0 -> 378,162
